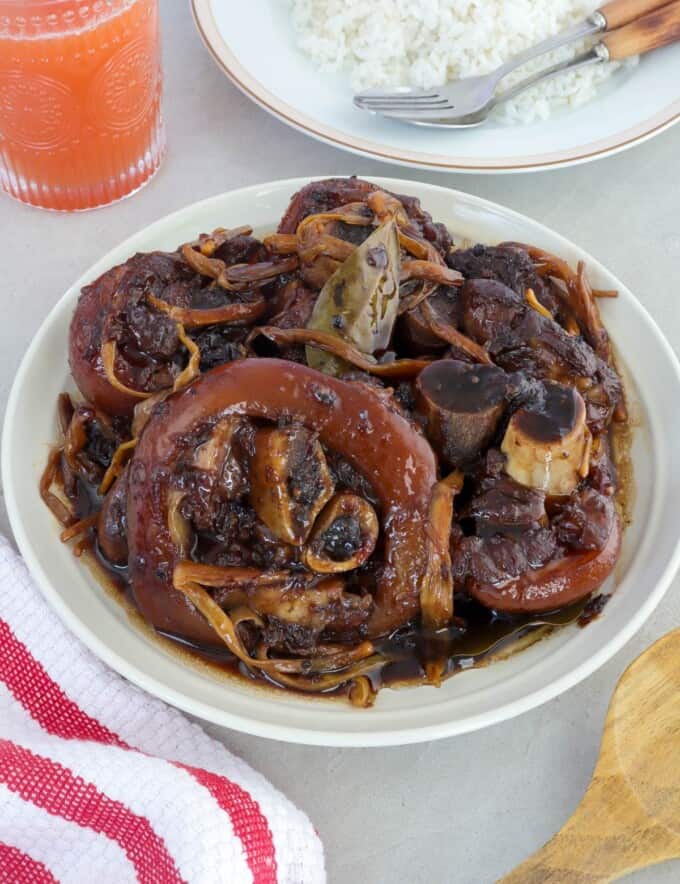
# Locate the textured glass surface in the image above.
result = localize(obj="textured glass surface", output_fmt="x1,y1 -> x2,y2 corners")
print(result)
0,0 -> 165,210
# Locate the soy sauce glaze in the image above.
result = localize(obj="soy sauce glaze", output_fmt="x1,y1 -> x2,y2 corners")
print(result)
41,181 -> 634,704
77,488 -> 590,701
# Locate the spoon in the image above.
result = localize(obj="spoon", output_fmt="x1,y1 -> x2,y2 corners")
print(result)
501,628 -> 680,882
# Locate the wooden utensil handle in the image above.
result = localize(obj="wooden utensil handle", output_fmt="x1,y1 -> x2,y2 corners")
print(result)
602,0 -> 680,58
498,774 -> 680,884
598,0 -> 673,30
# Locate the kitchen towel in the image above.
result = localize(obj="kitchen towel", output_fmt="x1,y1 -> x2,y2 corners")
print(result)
0,535 -> 325,884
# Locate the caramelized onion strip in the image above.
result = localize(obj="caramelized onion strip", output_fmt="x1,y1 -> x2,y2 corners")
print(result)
218,256 -> 300,292
60,513 -> 98,543
579,428 -> 593,478
565,316 -> 580,336
173,568 -> 378,686
348,675 -> 376,708
263,233 -> 300,254
401,260 -> 463,287
180,243 -> 224,279
366,190 -> 409,227
268,202 -> 444,269
101,322 -> 199,414
167,491 -> 192,558
296,204 -> 375,234
62,409 -> 90,472
258,642 -> 377,676
101,341 -> 153,401
57,392 -> 75,434
298,235 -> 356,264
39,449 -> 73,527
420,300 -> 492,365
173,573 -> 263,664
397,230 -> 442,263
577,260 -> 609,358
420,471 -> 464,629
172,324 -> 201,391
229,605 -> 264,629
99,438 -> 137,495
424,659 -> 447,688
504,242 -> 610,362
173,561 -> 295,591
248,326 -> 432,378
145,292 -> 266,328
131,391 -> 169,437
254,643 -> 384,692
397,282 -> 439,316
181,243 -> 299,291
525,287 -> 552,320
188,226 -> 254,257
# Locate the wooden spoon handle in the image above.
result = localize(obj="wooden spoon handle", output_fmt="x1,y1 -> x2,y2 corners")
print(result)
597,0 -> 674,30
498,774 -> 680,883
602,0 -> 680,59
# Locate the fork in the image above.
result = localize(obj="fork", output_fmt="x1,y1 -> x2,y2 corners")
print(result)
354,0 -> 680,127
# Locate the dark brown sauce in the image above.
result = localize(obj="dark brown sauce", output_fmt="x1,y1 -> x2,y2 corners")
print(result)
372,595 -> 589,689
55,341 -> 637,706
514,381 -> 582,443
79,528 -> 590,701
54,375 -> 635,706
61,380 -> 636,704
577,592 -> 611,628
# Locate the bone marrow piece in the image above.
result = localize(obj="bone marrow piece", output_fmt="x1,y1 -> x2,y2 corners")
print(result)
42,176 -> 629,705
304,492 -> 379,573
249,425 -> 335,546
416,359 -> 507,468
502,381 -> 589,496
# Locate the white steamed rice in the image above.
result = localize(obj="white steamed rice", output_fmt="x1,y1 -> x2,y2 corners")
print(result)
290,0 -> 636,124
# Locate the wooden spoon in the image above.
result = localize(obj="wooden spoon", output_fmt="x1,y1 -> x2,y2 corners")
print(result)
500,628 -> 680,883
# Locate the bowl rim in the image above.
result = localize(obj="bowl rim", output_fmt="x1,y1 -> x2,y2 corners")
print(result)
4,175 -> 680,746
191,0 -> 680,174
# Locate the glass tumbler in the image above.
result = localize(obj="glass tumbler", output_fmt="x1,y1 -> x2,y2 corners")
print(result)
0,0 -> 165,211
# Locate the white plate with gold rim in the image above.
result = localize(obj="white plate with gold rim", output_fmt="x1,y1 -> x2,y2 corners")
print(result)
191,0 -> 680,173
4,176 -> 680,746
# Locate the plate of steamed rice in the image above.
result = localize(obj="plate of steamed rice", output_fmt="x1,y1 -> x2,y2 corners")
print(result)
192,0 -> 680,172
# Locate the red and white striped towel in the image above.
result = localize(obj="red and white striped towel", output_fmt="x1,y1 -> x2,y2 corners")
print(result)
0,536 -> 325,884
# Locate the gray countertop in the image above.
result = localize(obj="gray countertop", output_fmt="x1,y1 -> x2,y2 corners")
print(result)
1,3 -> 679,882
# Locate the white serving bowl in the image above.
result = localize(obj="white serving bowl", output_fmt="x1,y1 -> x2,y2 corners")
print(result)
4,177 -> 680,746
